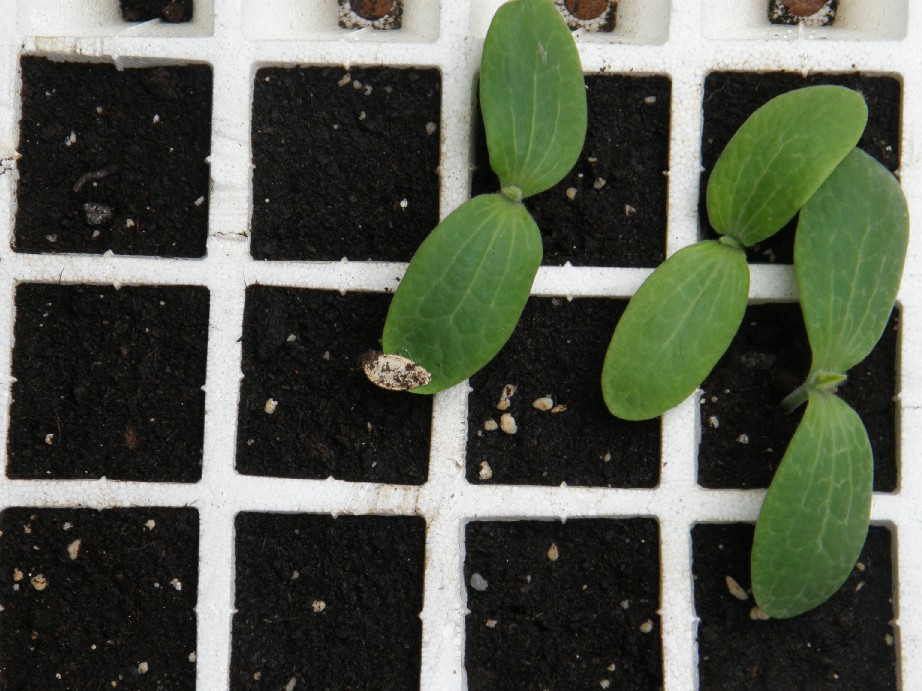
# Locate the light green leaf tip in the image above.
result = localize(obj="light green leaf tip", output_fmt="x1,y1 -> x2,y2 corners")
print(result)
707,85 -> 868,247
382,194 -> 542,394
752,389 -> 872,619
481,0 -> 587,198
796,147 -> 909,377
601,241 -> 749,421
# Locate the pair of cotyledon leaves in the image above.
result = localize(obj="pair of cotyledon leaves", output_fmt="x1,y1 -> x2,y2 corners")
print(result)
602,85 -> 908,618
379,0 -> 586,394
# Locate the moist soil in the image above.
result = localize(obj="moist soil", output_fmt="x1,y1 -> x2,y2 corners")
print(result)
0,507 -> 199,690
15,57 -> 212,257
768,0 -> 837,25
235,287 -> 431,484
6,284 -> 209,482
466,297 -> 660,488
701,72 -> 901,264
465,519 -> 663,690
698,303 -> 898,491
693,523 -> 896,689
231,513 -> 425,690
473,74 -> 671,267
120,0 -> 193,22
250,67 -> 441,261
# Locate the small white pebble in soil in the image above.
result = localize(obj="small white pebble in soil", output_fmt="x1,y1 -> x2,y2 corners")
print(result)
252,671 -> 262,681
565,187 -> 577,201
285,676 -> 297,691
67,539 -> 82,560
470,573 -> 489,591
44,433 -> 54,445
194,196 -> 205,206
496,384 -> 517,410
399,198 -> 408,209
352,80 -> 363,90
483,419 -> 499,432
547,543 -> 559,561
593,177 -> 607,190
856,562 -> 866,572
152,114 -> 160,124
137,662 -> 149,675
63,522 -> 72,531
708,415 -> 720,429
65,131 -> 77,147
291,570 -> 300,580
45,234 -> 58,243
624,204 -> 637,217
725,575 -> 748,601
13,568 -> 24,582
312,599 -> 326,613
188,652 -> 197,662
607,663 -> 616,672
358,110 -> 367,121
643,95 -> 657,105
533,396 -> 554,411
425,121 -> 437,135
322,351 -> 331,361
338,73 -> 351,87
855,581 -> 865,592
602,451 -> 612,463
286,333 -> 297,343
145,519 -> 156,530
620,599 -> 630,609
479,461 -> 493,481
550,404 -> 567,414
736,434 -> 749,445
170,578 -> 182,591
500,413 -> 518,435
749,606 -> 771,621
885,633 -> 894,646
264,398 -> 279,414
600,680 -> 611,689
126,218 -> 135,228
485,619 -> 498,628
639,619 -> 653,633
31,574 -> 48,591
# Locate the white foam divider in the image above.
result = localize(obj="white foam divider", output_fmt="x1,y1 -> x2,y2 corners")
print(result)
0,0 -> 919,688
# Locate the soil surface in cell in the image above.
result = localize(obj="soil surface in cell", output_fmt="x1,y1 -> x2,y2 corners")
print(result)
15,57 -> 211,257
693,523 -> 896,689
7,284 -> 209,482
467,297 -> 660,487
473,74 -> 671,267
698,303 -> 898,491
236,287 -> 431,484
120,0 -> 193,22
769,0 -> 836,25
701,72 -> 901,264
231,513 -> 424,690
0,507 -> 199,690
251,67 -> 440,261
465,519 -> 663,690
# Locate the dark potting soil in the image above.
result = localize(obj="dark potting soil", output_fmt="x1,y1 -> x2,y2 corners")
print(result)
250,67 -> 441,261
768,0 -> 837,25
6,284 -> 210,482
120,0 -> 193,22
465,519 -> 663,690
693,523 -> 896,689
698,303 -> 898,491
231,513 -> 425,690
701,72 -> 901,264
467,297 -> 660,487
0,507 -> 199,690
473,75 -> 671,267
15,57 -> 212,257
235,287 -> 431,484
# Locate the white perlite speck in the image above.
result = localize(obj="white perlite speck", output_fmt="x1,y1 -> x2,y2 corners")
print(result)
750,606 -> 771,621
483,419 -> 499,432
500,413 -> 518,435
533,397 -> 554,411
264,398 -> 279,414
170,578 -> 182,591
708,416 -> 720,429
547,543 -> 559,561
145,519 -> 156,530
285,676 -> 297,691
470,573 -> 488,591
479,461 -> 493,481
639,619 -> 653,633
312,599 -> 326,612
737,434 -> 749,444
725,575 -> 748,601
138,661 -> 149,674
496,384 -> 516,410
67,539 -> 82,560
31,574 -> 48,591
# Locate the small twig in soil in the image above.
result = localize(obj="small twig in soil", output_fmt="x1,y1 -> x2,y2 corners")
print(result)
72,164 -> 119,193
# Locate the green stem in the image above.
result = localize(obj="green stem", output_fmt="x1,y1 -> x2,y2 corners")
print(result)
781,382 -> 810,415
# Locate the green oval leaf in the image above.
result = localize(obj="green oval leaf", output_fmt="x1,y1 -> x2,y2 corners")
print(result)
481,0 -> 587,198
601,241 -> 749,421
796,147 -> 909,377
752,390 -> 872,618
382,194 -> 542,394
706,86 -> 868,246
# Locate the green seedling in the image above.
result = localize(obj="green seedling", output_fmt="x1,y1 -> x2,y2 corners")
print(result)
601,85 -> 868,420
363,0 -> 586,394
752,147 -> 908,618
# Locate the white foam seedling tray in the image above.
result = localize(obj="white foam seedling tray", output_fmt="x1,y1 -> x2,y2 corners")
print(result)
1,0 -> 920,688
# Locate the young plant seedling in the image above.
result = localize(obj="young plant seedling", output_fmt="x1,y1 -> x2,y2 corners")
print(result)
601,85 -> 868,420
751,147 -> 908,618
363,0 -> 586,393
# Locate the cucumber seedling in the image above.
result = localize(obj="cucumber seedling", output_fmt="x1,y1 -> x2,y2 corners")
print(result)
363,0 -> 587,394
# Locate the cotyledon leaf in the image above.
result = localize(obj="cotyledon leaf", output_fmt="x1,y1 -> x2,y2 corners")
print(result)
752,389 -> 872,619
480,0 -> 587,198
796,147 -> 909,378
381,193 -> 542,394
601,240 -> 749,421
706,86 -> 868,247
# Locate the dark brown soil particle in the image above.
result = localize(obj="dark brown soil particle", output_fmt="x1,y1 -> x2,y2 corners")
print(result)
564,0 -> 610,20
769,0 -> 836,24
351,0 -> 395,20
15,57 -> 211,257
235,287 -> 431,484
120,0 -> 193,22
7,284 -> 210,482
231,513 -> 425,690
465,519 -> 663,690
693,523 -> 896,690
0,507 -> 199,691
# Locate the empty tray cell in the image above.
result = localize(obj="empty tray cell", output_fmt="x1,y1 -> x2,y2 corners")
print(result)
473,75 -> 671,267
121,0 -> 193,22
465,519 -> 663,689
693,523 -> 897,688
235,287 -> 431,484
7,284 -> 210,482
700,72 -> 902,264
0,507 -> 199,690
251,67 -> 441,261
339,0 -> 403,30
14,57 -> 212,257
467,297 -> 660,488
555,0 -> 618,32
232,513 -> 425,689
697,303 -> 898,491
768,0 -> 836,26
